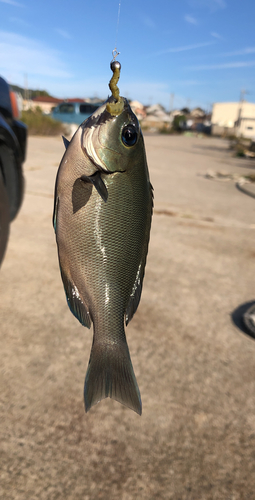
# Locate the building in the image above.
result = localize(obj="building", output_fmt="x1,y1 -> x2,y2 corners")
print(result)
190,107 -> 205,119
130,100 -> 146,120
24,96 -> 63,113
145,104 -> 171,123
212,102 -> 255,138
24,96 -> 91,114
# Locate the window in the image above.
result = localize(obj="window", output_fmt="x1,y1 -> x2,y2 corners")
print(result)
80,104 -> 99,114
58,103 -> 74,114
247,126 -> 253,130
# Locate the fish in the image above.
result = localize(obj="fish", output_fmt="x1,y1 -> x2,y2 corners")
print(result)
53,94 -> 153,415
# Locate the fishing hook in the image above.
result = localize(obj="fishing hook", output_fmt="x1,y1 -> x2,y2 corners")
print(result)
112,48 -> 120,62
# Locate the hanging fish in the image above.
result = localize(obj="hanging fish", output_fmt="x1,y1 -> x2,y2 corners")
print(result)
53,61 -> 153,415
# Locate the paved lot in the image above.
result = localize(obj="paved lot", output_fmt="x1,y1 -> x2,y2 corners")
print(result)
1,134 -> 255,499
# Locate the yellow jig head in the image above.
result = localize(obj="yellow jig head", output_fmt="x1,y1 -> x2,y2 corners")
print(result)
106,60 -> 124,116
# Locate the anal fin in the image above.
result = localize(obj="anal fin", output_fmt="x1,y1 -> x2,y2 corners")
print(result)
60,268 -> 91,328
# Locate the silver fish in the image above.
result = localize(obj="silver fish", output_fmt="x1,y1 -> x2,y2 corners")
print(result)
53,95 -> 153,414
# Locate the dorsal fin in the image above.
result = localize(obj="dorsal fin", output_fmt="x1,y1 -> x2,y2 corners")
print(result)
53,195 -> 59,233
125,262 -> 144,326
125,181 -> 153,325
62,136 -> 70,149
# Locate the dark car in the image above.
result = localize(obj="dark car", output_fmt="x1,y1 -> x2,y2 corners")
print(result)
0,76 -> 27,266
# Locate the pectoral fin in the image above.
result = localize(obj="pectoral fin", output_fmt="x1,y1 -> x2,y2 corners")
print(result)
80,171 -> 108,203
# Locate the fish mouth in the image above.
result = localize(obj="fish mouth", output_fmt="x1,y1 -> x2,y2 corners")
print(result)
82,96 -> 129,131
80,97 -> 130,174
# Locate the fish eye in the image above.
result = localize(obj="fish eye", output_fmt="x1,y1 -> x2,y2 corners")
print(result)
121,124 -> 137,147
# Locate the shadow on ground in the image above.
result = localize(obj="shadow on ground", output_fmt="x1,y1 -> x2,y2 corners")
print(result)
232,301 -> 255,340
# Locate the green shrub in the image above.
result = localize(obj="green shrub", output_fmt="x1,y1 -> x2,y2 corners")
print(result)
236,148 -> 245,157
245,174 -> 255,182
21,107 -> 66,136
159,126 -> 173,134
172,115 -> 186,132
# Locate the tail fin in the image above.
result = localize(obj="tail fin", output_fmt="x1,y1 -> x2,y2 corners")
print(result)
84,341 -> 142,415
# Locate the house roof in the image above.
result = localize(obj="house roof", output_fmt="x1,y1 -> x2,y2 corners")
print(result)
65,98 -> 85,103
32,96 -> 62,104
130,100 -> 144,109
191,107 -> 205,117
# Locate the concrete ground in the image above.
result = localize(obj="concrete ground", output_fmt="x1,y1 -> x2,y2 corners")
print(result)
1,134 -> 255,500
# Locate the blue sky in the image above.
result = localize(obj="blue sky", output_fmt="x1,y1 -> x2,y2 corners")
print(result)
0,0 -> 255,110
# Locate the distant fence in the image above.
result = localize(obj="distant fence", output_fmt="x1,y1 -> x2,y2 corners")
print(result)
212,125 -> 236,137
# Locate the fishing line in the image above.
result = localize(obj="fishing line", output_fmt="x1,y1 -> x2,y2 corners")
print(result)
112,0 -> 121,61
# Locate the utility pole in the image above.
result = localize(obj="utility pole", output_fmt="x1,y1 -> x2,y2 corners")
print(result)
148,96 -> 153,106
207,102 -> 212,115
169,93 -> 174,114
237,89 -> 248,136
24,73 -> 29,110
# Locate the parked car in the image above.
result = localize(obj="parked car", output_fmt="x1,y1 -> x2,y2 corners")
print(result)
51,101 -> 104,125
195,122 -> 212,135
0,76 -> 27,266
